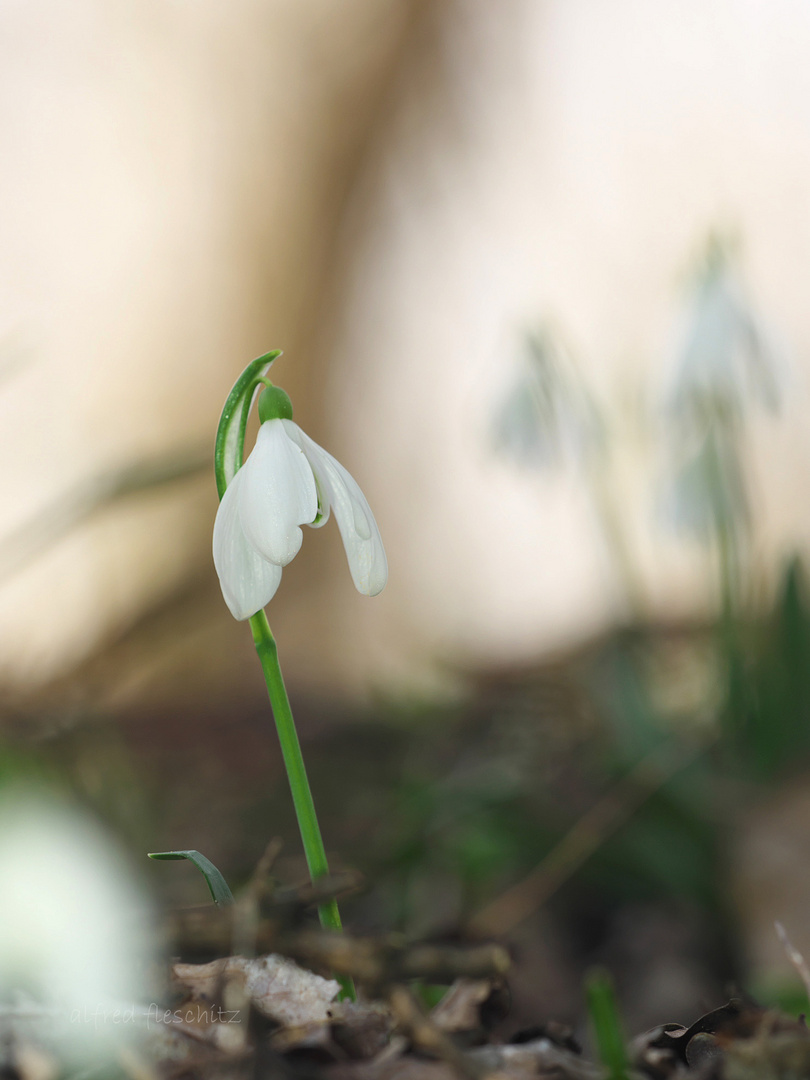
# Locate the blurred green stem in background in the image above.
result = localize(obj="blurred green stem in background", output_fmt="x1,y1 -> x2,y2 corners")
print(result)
249,609 -> 355,1001
587,442 -> 648,619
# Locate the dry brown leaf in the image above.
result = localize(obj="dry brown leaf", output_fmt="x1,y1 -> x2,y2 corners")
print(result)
172,953 -> 340,1028
330,999 -> 396,1059
430,980 -> 493,1033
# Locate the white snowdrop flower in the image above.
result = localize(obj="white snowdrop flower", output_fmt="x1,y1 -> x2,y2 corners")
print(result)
213,384 -> 387,621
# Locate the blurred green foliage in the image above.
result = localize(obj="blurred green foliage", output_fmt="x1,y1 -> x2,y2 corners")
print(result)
9,555 -> 809,952
727,557 -> 810,780
751,976 -> 810,1019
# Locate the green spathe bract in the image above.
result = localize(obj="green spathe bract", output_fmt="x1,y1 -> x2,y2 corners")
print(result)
214,350 -> 280,499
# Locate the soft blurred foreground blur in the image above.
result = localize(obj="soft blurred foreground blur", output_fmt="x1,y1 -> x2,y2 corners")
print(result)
3,0 -> 810,1059
0,788 -> 155,1065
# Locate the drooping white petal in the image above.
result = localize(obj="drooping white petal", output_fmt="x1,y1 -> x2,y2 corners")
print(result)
238,419 -> 318,567
213,467 -> 283,619
283,419 -> 388,596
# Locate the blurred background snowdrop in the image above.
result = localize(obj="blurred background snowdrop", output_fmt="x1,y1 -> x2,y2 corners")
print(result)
657,235 -> 787,610
493,327 -> 604,471
491,326 -> 647,616
662,235 -> 783,429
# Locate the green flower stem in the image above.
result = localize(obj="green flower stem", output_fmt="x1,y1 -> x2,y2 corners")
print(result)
248,609 -> 355,1001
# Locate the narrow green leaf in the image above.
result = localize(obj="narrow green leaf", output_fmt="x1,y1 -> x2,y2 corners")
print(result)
214,350 -> 281,498
585,968 -> 629,1080
148,849 -> 235,907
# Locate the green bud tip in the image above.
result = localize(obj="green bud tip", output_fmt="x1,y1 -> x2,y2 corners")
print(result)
257,384 -> 293,423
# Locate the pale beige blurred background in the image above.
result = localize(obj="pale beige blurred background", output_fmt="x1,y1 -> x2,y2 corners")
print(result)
3,0 -> 810,712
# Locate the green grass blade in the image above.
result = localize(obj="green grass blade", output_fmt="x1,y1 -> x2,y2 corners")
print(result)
585,968 -> 629,1080
148,849 -> 235,907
